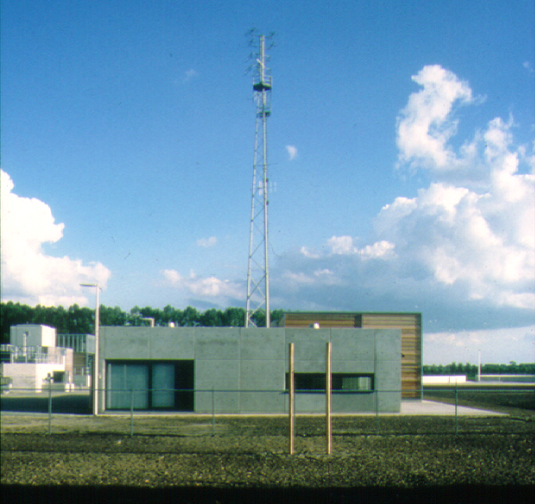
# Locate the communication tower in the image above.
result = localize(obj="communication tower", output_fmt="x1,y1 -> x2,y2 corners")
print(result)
246,34 -> 272,328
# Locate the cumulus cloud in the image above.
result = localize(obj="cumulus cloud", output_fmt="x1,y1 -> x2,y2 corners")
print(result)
396,65 -> 476,171
380,109 -> 534,310
326,236 -> 396,259
425,325 -> 535,365
196,236 -> 217,248
1,170 -> 111,306
272,65 -> 534,337
183,69 -> 198,83
286,145 -> 298,160
162,269 -> 243,300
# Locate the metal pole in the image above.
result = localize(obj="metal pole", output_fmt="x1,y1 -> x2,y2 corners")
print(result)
95,286 -> 100,415
81,283 -> 100,415
262,41 -> 270,328
326,342 -> 332,455
289,343 -> 295,455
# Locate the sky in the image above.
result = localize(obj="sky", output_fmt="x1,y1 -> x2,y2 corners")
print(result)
1,0 -> 534,364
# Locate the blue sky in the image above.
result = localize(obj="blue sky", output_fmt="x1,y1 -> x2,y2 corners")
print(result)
1,0 -> 534,364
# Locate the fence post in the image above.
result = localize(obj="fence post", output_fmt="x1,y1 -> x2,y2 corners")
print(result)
326,342 -> 332,455
48,378 -> 52,435
375,389 -> 379,435
130,388 -> 134,437
289,343 -> 295,455
454,383 -> 458,435
211,384 -> 215,436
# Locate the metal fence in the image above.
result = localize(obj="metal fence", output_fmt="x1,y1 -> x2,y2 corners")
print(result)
1,385 -> 533,439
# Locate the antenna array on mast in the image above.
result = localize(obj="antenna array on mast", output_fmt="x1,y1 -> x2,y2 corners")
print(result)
246,34 -> 272,328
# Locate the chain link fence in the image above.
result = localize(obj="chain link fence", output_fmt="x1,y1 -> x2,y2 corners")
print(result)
1,385 -> 533,438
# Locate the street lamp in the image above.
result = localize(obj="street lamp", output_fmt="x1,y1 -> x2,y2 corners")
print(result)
81,283 -> 100,415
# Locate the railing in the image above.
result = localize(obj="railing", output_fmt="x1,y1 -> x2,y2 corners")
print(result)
0,344 -> 67,364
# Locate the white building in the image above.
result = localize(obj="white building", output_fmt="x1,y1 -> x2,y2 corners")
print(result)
1,325 -> 74,392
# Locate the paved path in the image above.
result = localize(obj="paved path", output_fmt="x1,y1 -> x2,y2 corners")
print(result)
401,400 -> 505,416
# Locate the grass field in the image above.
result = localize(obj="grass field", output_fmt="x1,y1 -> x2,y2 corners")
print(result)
423,383 -> 535,417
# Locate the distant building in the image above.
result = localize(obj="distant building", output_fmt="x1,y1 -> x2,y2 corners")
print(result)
1,325 -> 74,391
56,333 -> 95,386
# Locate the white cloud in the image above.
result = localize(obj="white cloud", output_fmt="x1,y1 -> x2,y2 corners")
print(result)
425,325 -> 535,365
196,236 -> 217,248
271,65 -> 534,342
286,145 -> 298,160
300,246 -> 320,259
396,65 -> 475,171
183,69 -> 198,83
327,235 -> 356,255
383,67 -> 534,310
326,236 -> 396,259
162,269 -> 242,299
1,170 -> 111,306
523,61 -> 534,73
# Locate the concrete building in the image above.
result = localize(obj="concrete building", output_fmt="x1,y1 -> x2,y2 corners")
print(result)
97,326 -> 401,414
10,324 -> 57,348
56,333 -> 95,387
1,325 -> 74,392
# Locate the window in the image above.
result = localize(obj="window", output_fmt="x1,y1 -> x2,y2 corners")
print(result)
332,374 -> 374,392
106,360 -> 194,411
285,373 -> 374,393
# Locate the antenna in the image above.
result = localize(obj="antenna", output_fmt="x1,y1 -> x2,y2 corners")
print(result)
246,34 -> 272,328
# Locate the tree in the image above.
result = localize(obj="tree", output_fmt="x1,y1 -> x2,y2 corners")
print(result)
100,306 -> 127,326
271,309 -> 285,326
200,308 -> 223,327
222,307 -> 245,327
181,306 -> 200,327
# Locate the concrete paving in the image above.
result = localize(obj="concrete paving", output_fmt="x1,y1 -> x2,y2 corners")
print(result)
400,400 -> 506,416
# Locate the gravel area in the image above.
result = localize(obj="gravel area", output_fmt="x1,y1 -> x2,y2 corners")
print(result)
2,415 -> 534,503
3,388 -> 534,503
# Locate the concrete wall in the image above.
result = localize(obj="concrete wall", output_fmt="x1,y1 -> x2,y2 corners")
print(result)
2,363 -> 66,391
10,325 -> 57,348
422,375 -> 467,385
99,327 -> 401,414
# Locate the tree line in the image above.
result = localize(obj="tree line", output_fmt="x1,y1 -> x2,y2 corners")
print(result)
423,362 -> 535,376
0,302 -> 285,344
2,302 -> 533,373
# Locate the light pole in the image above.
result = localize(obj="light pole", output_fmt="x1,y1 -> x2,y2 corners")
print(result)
81,283 -> 100,415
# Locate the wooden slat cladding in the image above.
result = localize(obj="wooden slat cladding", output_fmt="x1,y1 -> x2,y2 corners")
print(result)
282,312 -> 422,399
281,313 -> 360,328
362,313 -> 421,399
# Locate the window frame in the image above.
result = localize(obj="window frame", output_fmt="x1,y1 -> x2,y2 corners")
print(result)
105,360 -> 194,411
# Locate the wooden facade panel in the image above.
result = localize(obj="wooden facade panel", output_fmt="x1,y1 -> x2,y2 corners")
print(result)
282,314 -> 358,328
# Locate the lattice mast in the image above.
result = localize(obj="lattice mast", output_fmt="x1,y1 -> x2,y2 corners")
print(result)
246,34 -> 272,328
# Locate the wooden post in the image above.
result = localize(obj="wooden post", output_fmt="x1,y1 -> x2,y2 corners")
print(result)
326,341 -> 332,455
130,388 -> 134,437
289,343 -> 295,455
